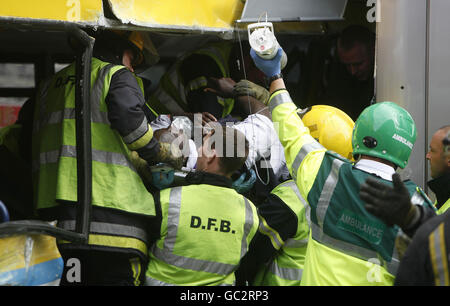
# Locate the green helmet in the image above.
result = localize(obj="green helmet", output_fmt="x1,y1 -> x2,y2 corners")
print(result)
352,102 -> 417,169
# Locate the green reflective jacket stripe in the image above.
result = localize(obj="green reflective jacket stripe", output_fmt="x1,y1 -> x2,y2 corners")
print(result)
147,42 -> 234,118
268,89 -> 435,286
253,179 -> 310,286
436,198 -> 450,215
146,185 -> 259,286
32,58 -> 156,218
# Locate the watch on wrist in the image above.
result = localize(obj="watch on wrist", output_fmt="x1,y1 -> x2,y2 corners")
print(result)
268,73 -> 283,83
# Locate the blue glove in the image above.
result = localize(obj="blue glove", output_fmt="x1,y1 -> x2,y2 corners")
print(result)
232,169 -> 257,194
0,200 -> 9,223
250,48 -> 283,78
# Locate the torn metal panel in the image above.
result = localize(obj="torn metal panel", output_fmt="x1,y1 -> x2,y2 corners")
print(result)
105,0 -> 244,36
0,0 -> 103,23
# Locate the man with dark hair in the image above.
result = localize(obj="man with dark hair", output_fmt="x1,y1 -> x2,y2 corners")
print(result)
145,126 -> 259,285
337,25 -> 376,82
317,25 -> 376,120
197,124 -> 249,175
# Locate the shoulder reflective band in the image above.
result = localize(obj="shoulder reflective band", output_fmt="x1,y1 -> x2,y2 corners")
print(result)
429,223 -> 450,286
291,142 -> 326,182
269,260 -> 303,281
268,90 -> 292,113
316,158 -> 344,228
151,187 -> 255,275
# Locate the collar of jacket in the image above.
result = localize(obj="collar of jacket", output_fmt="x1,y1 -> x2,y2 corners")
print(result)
427,172 -> 450,209
185,171 -> 233,189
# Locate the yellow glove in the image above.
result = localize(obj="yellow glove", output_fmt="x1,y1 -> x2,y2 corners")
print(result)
233,80 -> 270,105
129,151 -> 152,185
155,142 -> 184,170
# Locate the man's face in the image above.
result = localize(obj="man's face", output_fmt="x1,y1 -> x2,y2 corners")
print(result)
426,130 -> 450,178
122,49 -> 135,73
337,42 -> 373,82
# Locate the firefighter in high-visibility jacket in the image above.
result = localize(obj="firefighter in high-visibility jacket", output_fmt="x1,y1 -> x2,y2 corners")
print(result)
249,47 -> 436,286
146,126 -> 259,286
240,105 -> 356,286
31,30 -> 181,286
146,41 -> 265,121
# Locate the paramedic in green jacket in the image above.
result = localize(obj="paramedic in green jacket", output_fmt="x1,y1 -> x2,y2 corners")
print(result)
249,47 -> 436,285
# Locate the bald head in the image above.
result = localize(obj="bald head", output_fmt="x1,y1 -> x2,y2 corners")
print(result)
426,126 -> 450,178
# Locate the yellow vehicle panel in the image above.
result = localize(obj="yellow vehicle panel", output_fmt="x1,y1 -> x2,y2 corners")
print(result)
107,0 -> 245,30
0,0 -> 103,22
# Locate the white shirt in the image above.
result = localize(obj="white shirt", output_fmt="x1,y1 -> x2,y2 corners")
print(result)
354,158 -> 396,181
232,114 -> 287,177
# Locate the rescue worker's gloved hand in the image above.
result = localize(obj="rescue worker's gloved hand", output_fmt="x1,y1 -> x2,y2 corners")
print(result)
154,142 -> 184,170
250,48 -> 283,78
233,80 -> 270,105
130,151 -> 152,185
205,77 -> 236,98
232,168 -> 257,194
359,173 -> 421,229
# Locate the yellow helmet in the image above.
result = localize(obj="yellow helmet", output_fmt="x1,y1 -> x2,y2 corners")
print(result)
300,105 -> 355,161
112,30 -> 160,67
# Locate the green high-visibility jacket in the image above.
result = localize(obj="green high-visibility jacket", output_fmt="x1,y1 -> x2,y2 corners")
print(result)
268,89 -> 436,286
146,182 -> 259,286
146,42 -> 234,118
252,179 -> 310,286
32,58 -> 156,256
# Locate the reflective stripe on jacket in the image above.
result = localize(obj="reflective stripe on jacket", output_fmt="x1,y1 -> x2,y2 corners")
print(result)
32,57 -> 156,216
146,42 -> 234,118
146,184 -> 259,286
253,179 -> 310,286
437,198 -> 450,215
268,89 -> 435,286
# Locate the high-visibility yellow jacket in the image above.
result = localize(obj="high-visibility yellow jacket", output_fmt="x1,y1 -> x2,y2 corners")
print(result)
32,58 -> 157,259
146,175 -> 259,286
268,89 -> 435,286
146,42 -> 234,118
252,179 -> 310,286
